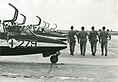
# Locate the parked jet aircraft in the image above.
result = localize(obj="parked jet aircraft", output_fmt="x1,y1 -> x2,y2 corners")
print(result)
0,3 -> 67,63
33,20 -> 67,41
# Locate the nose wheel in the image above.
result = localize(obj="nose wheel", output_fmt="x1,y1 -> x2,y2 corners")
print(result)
50,51 -> 60,63
50,55 -> 58,64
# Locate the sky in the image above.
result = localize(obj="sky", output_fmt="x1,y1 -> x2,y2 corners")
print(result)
0,0 -> 118,31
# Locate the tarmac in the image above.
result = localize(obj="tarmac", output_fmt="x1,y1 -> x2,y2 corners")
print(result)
0,35 -> 118,82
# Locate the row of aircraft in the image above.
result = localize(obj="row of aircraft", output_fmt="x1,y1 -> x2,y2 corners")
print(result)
0,3 -> 67,63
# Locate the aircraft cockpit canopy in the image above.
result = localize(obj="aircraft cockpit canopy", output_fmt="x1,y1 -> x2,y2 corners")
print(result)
20,26 -> 33,35
6,25 -> 33,36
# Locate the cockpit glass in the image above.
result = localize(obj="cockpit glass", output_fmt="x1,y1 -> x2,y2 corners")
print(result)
5,25 -> 34,36
20,26 -> 33,35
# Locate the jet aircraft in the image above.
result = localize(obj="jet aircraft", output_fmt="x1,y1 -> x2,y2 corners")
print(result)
0,3 -> 67,63
34,21 -> 67,41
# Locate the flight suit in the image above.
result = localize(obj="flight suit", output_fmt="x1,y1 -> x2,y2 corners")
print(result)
100,30 -> 111,56
78,31 -> 89,56
89,30 -> 99,56
68,30 -> 76,55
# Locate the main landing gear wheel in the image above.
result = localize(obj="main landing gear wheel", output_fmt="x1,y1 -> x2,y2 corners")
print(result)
50,55 -> 58,64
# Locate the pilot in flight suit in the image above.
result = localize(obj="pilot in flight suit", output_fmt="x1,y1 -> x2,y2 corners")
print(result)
77,26 -> 89,56
99,26 -> 111,56
67,26 -> 77,55
89,26 -> 99,56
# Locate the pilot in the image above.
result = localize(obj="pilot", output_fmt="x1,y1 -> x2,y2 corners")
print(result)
89,26 -> 99,56
99,26 -> 111,56
77,26 -> 89,56
28,24 -> 33,31
67,26 -> 77,55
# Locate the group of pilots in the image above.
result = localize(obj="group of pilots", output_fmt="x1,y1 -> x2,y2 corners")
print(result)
67,26 -> 111,56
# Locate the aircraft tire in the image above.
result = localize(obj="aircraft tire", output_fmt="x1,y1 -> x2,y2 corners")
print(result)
50,55 -> 58,64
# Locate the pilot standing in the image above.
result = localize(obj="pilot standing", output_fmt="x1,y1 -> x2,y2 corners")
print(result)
67,26 -> 77,55
99,26 -> 111,56
89,26 -> 99,56
77,26 -> 89,56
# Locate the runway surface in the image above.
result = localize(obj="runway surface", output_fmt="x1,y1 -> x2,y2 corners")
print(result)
0,35 -> 118,82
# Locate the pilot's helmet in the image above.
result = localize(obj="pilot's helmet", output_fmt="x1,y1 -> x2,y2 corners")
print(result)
30,24 -> 32,27
41,28 -> 44,31
5,24 -> 8,27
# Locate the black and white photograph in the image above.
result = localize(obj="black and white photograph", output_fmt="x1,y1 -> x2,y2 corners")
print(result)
0,0 -> 118,82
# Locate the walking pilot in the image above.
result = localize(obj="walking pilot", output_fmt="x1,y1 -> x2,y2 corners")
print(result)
99,26 -> 111,56
89,26 -> 99,56
77,26 -> 89,56
67,26 -> 77,55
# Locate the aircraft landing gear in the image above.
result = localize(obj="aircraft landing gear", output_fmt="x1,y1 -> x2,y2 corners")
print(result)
50,55 -> 58,64
50,51 -> 60,64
